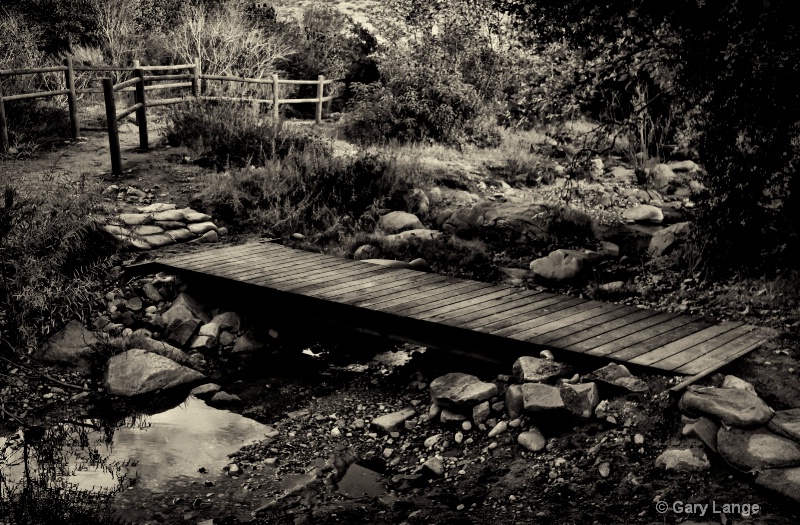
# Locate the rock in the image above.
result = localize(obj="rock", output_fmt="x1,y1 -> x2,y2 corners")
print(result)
198,230 -> 218,243
505,385 -> 524,419
681,416 -> 720,452
756,467 -> 800,504
517,429 -> 546,452
423,435 -> 441,448
598,241 -> 620,257
36,320 -> 100,373
440,409 -> 467,424
152,209 -> 185,222
429,373 -> 498,410
598,281 -> 625,292
647,222 -> 692,257
667,160 -> 701,173
103,224 -> 131,237
385,229 -> 442,244
125,296 -> 143,312
155,220 -> 186,230
622,205 -> 663,224
655,447 -> 711,472
183,210 -> 212,223
768,409 -> 800,443
166,319 -> 200,347
560,382 -> 600,418
226,464 -> 242,477
590,363 -> 649,393
209,391 -> 242,405
405,188 -> 430,215
353,244 -> 382,260
598,462 -> 610,478
530,250 -> 584,281
166,229 -> 195,242
372,408 -> 416,434
232,328 -> 267,353
93,316 -> 111,331
166,293 -> 211,324
119,213 -> 152,226
132,225 -> 165,236
487,421 -> 508,438
139,203 -> 177,213
190,335 -> 217,351
187,222 -> 218,236
142,283 -> 163,302
679,387 -> 773,428
609,166 -> 636,184
138,337 -> 191,365
721,374 -> 757,394
648,164 -> 677,192
472,401 -> 490,424
718,427 -> 800,471
219,331 -> 235,346
422,457 -> 444,477
104,349 -> 205,396
378,211 -> 423,233
408,258 -> 431,272
190,383 -> 222,399
512,356 -> 572,383
520,383 -> 564,413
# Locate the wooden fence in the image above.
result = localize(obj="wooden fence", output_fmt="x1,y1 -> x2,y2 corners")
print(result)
0,57 -> 338,166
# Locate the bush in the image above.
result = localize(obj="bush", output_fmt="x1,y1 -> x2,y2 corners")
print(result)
0,173 -> 118,353
163,101 -> 320,169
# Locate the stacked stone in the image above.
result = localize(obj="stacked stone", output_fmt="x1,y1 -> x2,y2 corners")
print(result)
656,377 -> 800,503
103,203 -> 227,250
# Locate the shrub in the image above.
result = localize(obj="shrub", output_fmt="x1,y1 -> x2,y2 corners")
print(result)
0,173 -> 118,353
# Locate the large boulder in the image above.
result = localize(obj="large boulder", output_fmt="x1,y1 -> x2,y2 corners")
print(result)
622,205 -> 663,224
679,387 -> 773,428
104,349 -> 205,396
717,427 -> 800,471
36,320 -> 100,373
443,201 -> 556,241
520,383 -> 564,413
530,250 -> 584,281
648,163 -> 677,192
768,409 -> 800,443
560,382 -> 600,418
378,211 -> 423,233
162,293 -> 210,326
429,373 -> 498,410
647,222 -> 692,257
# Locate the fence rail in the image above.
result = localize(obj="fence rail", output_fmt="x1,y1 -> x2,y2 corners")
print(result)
1,57 -> 340,160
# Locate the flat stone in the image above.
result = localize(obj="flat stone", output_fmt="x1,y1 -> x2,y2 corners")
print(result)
591,363 -> 649,392
378,211 -> 423,233
35,320 -> 100,373
154,220 -> 186,230
132,225 -> 165,236
429,373 -> 498,410
512,356 -> 572,383
103,224 -> 131,237
756,467 -> 800,504
190,383 -> 222,399
125,296 -> 143,311
166,228 -> 195,242
655,447 -> 710,472
152,209 -> 185,222
104,348 -> 204,396
560,382 -> 600,418
520,383 -> 564,413
680,387 -> 773,428
768,409 -> 800,443
187,222 -> 218,236
139,203 -> 177,213
119,213 -> 153,226
622,205 -> 663,224
371,408 -> 416,434
718,427 -> 800,471
440,409 -> 467,424
142,233 -> 175,248
183,209 -> 212,223
518,429 -> 546,452
647,222 -> 692,257
209,391 -> 242,405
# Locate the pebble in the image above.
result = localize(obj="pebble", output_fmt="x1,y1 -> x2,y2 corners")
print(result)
487,421 -> 508,438
461,421 -> 472,431
424,435 -> 441,448
383,448 -> 394,458
598,462 -> 610,478
330,427 -> 342,437
634,433 -> 645,445
455,432 -> 464,444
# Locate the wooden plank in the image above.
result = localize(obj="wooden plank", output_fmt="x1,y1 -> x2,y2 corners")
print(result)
177,245 -> 294,273
164,243 -> 277,267
377,281 -> 493,314
391,284 -> 509,317
319,270 -> 444,300
247,258 -> 374,289
444,291 -> 547,326
651,324 -> 755,371
564,312 -> 682,353
586,314 -> 703,357
528,305 -> 635,344
288,266 -> 403,296
337,274 -> 455,306
459,295 -> 573,331
219,255 -> 356,284
304,269 -> 431,298
515,303 -> 626,342
259,262 -> 393,293
547,309 -> 660,348
359,280 -> 481,310
629,322 -> 743,367
476,297 -> 586,333
675,330 -> 767,375
497,301 -> 607,338
606,318 -> 717,361
408,287 -> 522,321
212,248 -> 351,278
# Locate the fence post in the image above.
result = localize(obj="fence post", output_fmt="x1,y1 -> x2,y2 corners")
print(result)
0,79 -> 8,153
316,75 -> 325,125
272,73 -> 280,121
64,56 -> 80,140
192,58 -> 201,99
102,78 -> 122,176
134,67 -> 148,151
132,60 -> 140,126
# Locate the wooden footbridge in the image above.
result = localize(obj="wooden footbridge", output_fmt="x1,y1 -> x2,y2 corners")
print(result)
139,241 -> 770,384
